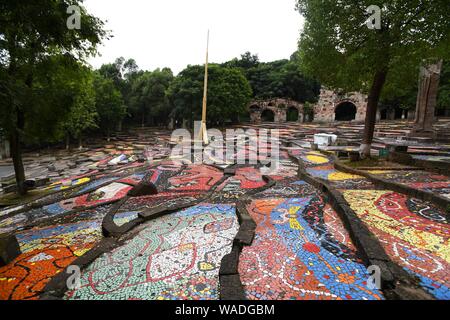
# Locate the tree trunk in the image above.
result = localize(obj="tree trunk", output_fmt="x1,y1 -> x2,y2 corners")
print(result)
78,136 -> 83,150
360,69 -> 388,158
10,111 -> 26,195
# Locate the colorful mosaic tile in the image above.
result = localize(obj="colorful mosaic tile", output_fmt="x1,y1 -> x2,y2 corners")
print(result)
343,190 -> 450,299
0,220 -> 103,300
113,211 -> 140,227
65,204 -> 238,300
239,198 -> 383,300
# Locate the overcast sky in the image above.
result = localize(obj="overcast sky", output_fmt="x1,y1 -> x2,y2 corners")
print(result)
83,0 -> 304,74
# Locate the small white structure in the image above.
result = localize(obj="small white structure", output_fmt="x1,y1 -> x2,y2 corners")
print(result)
314,133 -> 338,147
108,154 -> 128,165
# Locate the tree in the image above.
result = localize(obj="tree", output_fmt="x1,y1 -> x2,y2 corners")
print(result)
58,67 -> 98,149
93,73 -> 126,140
98,57 -> 142,129
297,0 -> 450,156
223,51 -> 260,70
0,0 -> 107,194
224,52 -> 320,102
19,55 -> 91,146
98,57 -> 140,93
129,68 -> 174,127
168,64 -> 252,126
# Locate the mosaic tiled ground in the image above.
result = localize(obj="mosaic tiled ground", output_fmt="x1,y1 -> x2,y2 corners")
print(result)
0,219 -> 103,300
65,204 -> 238,300
368,170 -> 450,199
1,123 -> 449,300
291,146 -> 450,299
343,190 -> 450,299
238,196 -> 383,300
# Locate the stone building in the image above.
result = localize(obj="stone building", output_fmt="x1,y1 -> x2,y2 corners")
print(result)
248,98 -> 305,123
247,88 -> 419,124
313,89 -> 368,123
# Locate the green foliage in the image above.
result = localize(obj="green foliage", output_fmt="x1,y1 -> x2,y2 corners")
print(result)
0,0 -> 107,193
129,68 -> 174,126
0,0 -> 107,139
380,60 -> 450,111
296,0 -> 450,94
93,73 -> 126,135
58,68 -> 98,140
223,51 -> 260,70
98,57 -> 140,93
28,56 -> 99,144
223,52 -> 320,102
168,64 -> 252,125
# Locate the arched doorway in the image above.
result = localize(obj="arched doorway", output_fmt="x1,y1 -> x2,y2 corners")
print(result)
287,106 -> 299,122
335,102 -> 357,121
261,109 -> 275,122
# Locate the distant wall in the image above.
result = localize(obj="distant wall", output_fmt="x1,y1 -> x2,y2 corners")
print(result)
248,98 -> 304,123
313,88 -> 367,123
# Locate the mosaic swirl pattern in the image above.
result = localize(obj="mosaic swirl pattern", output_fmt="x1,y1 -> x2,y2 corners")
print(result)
292,146 -> 450,299
65,204 -> 238,300
343,190 -> 450,299
239,197 -> 383,300
0,220 -> 103,300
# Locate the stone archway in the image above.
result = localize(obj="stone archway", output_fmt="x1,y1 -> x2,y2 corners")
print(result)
313,88 -> 367,122
261,109 -> 275,122
248,99 -> 304,123
287,106 -> 299,122
335,102 -> 357,121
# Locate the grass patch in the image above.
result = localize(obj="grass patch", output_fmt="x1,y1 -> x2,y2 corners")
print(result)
343,157 -> 382,168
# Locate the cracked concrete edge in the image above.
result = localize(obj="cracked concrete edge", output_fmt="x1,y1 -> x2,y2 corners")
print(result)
332,156 -> 450,216
219,274 -> 247,300
234,201 -> 257,247
218,200 -> 256,300
297,167 -> 435,300
261,175 -> 277,191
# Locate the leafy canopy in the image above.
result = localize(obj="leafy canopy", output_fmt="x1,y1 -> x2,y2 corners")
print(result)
223,52 -> 320,102
296,0 -> 450,94
168,64 -> 252,125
